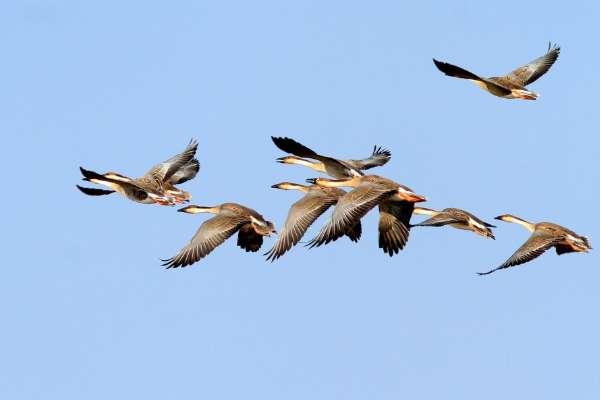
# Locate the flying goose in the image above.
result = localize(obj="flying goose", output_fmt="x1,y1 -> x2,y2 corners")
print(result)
433,42 -> 560,100
272,136 -> 391,178
162,203 -> 276,268
77,140 -> 199,205
412,207 -> 496,239
479,214 -> 591,275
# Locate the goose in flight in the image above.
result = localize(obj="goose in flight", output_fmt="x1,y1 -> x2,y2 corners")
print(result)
305,175 -> 426,256
433,42 -> 560,100
412,207 -> 496,239
77,140 -> 199,205
162,203 -> 276,268
272,136 -> 391,178
479,214 -> 591,275
265,182 -> 361,262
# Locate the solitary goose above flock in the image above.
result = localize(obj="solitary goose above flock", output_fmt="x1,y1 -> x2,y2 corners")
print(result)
433,42 -> 560,100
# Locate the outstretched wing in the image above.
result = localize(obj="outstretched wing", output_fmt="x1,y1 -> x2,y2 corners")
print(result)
433,59 -> 485,81
145,139 -> 198,183
378,200 -> 414,256
308,183 -> 394,248
271,136 -> 318,158
162,214 -> 247,268
168,158 -> 200,185
479,232 -> 562,275
76,185 -> 115,196
506,43 -> 560,86
345,145 -> 392,171
412,212 -> 459,228
265,194 -> 337,261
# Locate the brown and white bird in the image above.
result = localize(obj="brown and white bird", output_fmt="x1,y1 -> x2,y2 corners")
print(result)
77,140 -> 200,205
305,175 -> 426,256
272,136 -> 391,178
162,203 -> 276,268
265,182 -> 361,262
412,207 -> 496,239
433,42 -> 560,100
479,214 -> 591,275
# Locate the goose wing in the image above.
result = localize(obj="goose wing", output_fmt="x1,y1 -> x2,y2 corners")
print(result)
433,59 -> 485,81
162,214 -> 247,268
308,183 -> 395,248
145,139 -> 198,183
237,223 -> 265,252
76,185 -> 115,196
412,211 -> 460,227
478,231 -> 563,275
168,158 -> 200,185
265,193 -> 338,261
271,136 -> 359,178
506,43 -> 560,86
378,200 -> 414,256
345,146 -> 392,171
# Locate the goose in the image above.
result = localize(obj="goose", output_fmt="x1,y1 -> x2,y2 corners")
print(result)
305,175 -> 426,256
433,42 -> 560,100
272,136 -> 391,178
412,207 -> 495,239
265,182 -> 361,261
479,214 -> 591,275
162,203 -> 276,268
77,140 -> 199,205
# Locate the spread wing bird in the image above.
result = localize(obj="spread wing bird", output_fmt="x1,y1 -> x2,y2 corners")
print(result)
162,203 -> 276,268
433,42 -> 560,100
77,139 -> 200,205
412,207 -> 496,239
478,214 -> 591,275
272,136 -> 391,178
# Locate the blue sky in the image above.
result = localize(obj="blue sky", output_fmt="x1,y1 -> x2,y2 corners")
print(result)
2,1 -> 599,398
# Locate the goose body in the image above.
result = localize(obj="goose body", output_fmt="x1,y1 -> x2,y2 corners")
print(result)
305,175 -> 426,256
412,207 -> 496,239
479,214 -> 591,275
434,43 -> 560,100
77,140 -> 200,205
272,136 -> 391,178
162,203 -> 276,268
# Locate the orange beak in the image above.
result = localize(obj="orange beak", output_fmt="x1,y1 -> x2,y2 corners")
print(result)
398,187 -> 427,202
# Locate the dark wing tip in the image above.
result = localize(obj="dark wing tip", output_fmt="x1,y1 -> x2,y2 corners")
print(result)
372,145 -> 392,157
76,185 -> 115,196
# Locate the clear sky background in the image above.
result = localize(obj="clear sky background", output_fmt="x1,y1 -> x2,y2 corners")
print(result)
2,1 -> 599,399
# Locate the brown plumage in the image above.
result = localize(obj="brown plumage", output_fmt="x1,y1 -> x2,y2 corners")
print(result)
272,136 -> 391,178
433,42 -> 560,100
479,214 -> 591,275
265,182 -> 361,262
77,140 -> 200,205
162,203 -> 276,268
412,207 -> 496,239
305,175 -> 426,256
